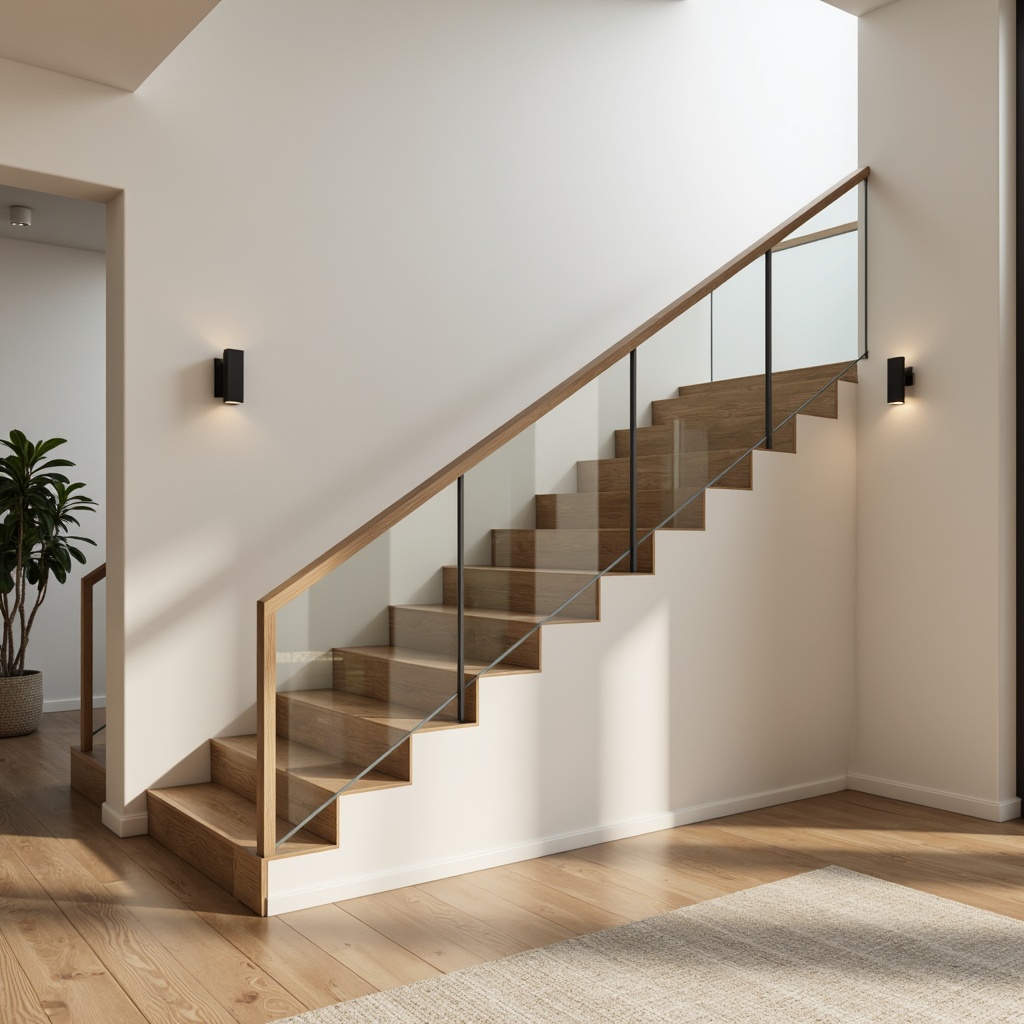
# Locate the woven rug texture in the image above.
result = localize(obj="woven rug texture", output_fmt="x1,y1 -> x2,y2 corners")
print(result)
273,866 -> 1024,1023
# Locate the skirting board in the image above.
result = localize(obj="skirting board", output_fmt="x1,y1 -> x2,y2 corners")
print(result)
44,696 -> 106,713
101,802 -> 148,838
266,775 -> 847,915
847,773 -> 1021,822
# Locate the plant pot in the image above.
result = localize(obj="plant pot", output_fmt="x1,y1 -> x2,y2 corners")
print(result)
0,671 -> 43,737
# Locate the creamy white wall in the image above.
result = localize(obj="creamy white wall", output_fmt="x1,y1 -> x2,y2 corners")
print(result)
0,237 -> 106,709
850,0 -> 1018,820
0,0 -> 856,826
270,385 -> 858,913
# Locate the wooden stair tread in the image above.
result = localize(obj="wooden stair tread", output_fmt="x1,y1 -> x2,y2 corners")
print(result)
213,734 -> 408,796
148,782 -> 330,855
443,564 -> 597,578
282,688 -> 470,733
336,645 -> 531,677
393,603 -> 592,626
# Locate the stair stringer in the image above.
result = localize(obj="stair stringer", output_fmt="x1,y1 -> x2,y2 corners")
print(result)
266,381 -> 857,915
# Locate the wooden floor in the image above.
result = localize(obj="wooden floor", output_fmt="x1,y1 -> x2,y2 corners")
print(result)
3,712 -> 1024,1024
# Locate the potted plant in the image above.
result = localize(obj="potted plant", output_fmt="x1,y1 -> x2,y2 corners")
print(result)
0,430 -> 96,737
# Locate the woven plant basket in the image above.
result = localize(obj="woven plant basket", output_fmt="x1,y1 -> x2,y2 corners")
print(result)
0,671 -> 43,738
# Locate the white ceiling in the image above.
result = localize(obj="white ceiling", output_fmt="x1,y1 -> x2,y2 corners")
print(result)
0,185 -> 105,252
0,0 -> 221,92
817,0 -> 899,15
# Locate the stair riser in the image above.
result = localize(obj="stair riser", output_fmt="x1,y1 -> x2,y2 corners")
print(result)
333,650 -> 475,722
577,452 -> 753,493
645,412 -> 798,458
211,740 -> 338,843
492,530 -> 654,573
534,491 -> 704,531
390,607 -> 540,670
276,696 -> 410,780
658,377 -> 841,425
612,423 -> 709,460
577,453 -> 712,493
441,566 -> 598,620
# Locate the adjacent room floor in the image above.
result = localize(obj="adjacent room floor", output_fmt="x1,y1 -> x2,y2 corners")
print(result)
3,711 -> 1023,1024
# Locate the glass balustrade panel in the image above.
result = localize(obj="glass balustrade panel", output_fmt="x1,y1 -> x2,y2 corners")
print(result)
273,483 -> 460,842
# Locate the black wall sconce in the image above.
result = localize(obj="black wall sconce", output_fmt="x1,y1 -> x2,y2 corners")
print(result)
214,349 -> 244,405
887,356 -> 915,405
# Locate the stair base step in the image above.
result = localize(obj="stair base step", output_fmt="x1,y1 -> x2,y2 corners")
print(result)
147,782 -> 332,914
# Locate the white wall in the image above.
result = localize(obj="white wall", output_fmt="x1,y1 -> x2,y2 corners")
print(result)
0,237 -> 106,709
850,0 -> 1018,820
269,384 -> 858,913
0,0 -> 857,827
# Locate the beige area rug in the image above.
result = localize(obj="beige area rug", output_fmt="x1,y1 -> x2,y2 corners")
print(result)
274,867 -> 1024,1023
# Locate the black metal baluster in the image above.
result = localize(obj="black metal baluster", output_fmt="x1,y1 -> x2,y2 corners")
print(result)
629,349 -> 638,573
457,475 -> 466,723
765,250 -> 773,451
862,179 -> 869,359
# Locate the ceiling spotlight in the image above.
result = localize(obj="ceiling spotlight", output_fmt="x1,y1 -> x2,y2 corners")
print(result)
9,206 -> 32,228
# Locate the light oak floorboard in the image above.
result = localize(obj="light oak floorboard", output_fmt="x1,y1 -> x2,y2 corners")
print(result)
4,713 -> 1024,1024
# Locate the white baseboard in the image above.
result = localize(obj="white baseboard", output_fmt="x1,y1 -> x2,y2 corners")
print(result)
101,803 -> 148,837
44,696 -> 106,713
266,775 -> 847,915
847,773 -> 1021,822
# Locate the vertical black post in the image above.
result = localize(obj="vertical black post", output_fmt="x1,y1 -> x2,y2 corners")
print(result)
765,250 -> 773,451
457,475 -> 466,723
862,179 -> 869,360
629,349 -> 638,573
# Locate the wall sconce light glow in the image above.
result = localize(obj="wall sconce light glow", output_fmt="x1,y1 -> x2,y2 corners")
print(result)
887,356 -> 915,405
213,349 -> 244,405
9,206 -> 31,228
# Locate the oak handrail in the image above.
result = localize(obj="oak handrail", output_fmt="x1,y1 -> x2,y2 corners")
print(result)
80,562 -> 106,752
254,166 -> 869,858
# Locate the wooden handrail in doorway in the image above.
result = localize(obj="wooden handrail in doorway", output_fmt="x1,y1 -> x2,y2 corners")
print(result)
80,562 -> 106,752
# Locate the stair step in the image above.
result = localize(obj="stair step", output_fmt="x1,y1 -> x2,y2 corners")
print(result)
612,422 -> 709,460
576,447 -> 766,493
277,689 -> 463,779
147,782 -> 331,913
69,744 -> 105,806
334,645 -> 527,722
492,528 -> 654,573
535,490 -> 705,531
441,565 -> 600,620
390,604 -> 585,670
654,363 -> 853,424
211,734 -> 408,843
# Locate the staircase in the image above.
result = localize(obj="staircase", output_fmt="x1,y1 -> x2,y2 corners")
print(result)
144,360 -> 857,914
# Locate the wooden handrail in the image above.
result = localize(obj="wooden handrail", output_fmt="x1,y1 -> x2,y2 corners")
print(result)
253,166 -> 870,859
80,562 -> 106,752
